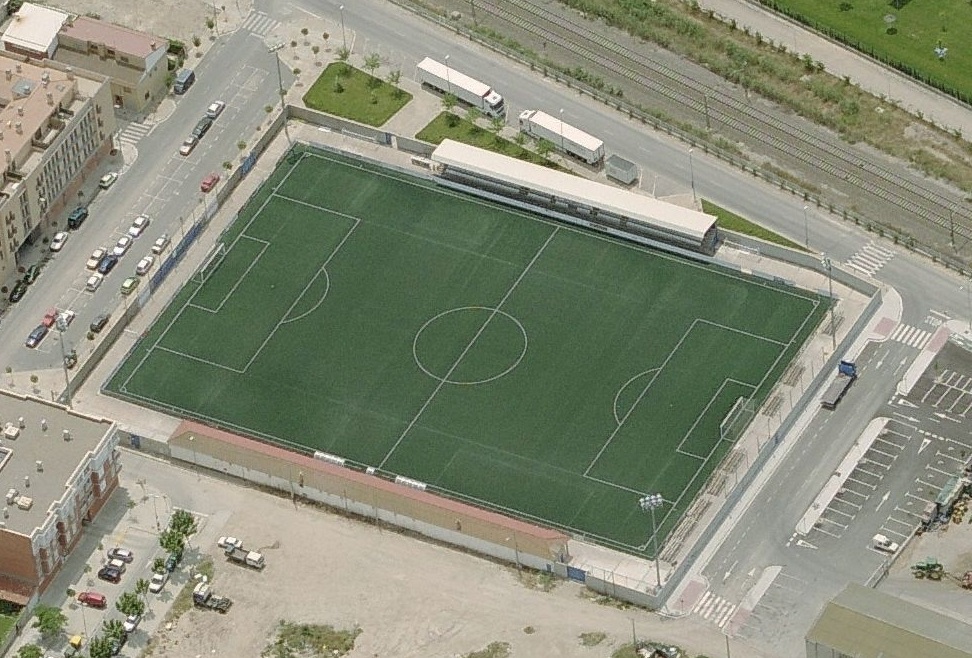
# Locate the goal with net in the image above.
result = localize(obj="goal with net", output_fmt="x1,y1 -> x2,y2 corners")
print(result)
192,242 -> 227,285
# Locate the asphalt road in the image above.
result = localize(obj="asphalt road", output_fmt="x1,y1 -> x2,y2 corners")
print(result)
2,0 -> 969,653
2,28 -> 282,374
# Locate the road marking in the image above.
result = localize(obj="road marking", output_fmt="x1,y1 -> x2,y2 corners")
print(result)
875,490 -> 890,511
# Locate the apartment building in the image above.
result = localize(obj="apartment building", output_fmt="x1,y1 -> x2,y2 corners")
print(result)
0,50 -> 114,283
0,395 -> 120,605
55,16 -> 168,114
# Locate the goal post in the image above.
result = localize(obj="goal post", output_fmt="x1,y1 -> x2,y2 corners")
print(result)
192,242 -> 227,285
720,396 -> 756,444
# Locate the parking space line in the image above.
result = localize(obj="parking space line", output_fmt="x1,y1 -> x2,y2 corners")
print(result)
839,488 -> 869,501
926,464 -> 956,477
880,527 -> 910,540
811,525 -> 842,538
847,476 -> 878,489
894,505 -> 926,520
935,450 -> 965,464
818,516 -> 848,530
946,437 -> 972,450
837,498 -> 862,510
875,437 -> 906,450
886,514 -> 917,527
857,464 -> 889,477
867,446 -> 898,459
921,385 -> 940,404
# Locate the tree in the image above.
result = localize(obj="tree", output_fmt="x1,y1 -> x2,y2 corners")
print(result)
102,619 -> 125,642
364,53 -> 381,86
442,94 -> 459,126
170,509 -> 197,538
301,27 -> 309,45
115,591 -> 145,618
535,138 -> 554,158
386,69 -> 402,98
31,604 -> 67,642
87,636 -> 113,658
336,46 -> 351,74
465,106 -> 482,130
17,645 -> 43,658
152,557 -> 166,574
489,116 -> 506,144
159,528 -> 185,555
135,577 -> 149,601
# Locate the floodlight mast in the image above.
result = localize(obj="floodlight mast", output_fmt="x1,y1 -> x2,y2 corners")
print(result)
639,493 -> 664,590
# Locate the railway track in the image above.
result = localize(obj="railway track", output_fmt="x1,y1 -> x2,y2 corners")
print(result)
473,0 -> 972,244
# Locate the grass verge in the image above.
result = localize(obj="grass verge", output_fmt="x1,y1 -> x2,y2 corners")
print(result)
463,642 -> 512,658
262,622 -> 362,658
164,558 -> 214,623
416,112 -> 564,169
701,199 -> 805,251
0,614 -> 16,645
302,63 -> 412,127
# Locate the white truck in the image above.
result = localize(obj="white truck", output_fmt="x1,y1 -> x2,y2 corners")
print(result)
417,57 -> 506,118
872,534 -> 899,554
518,110 -> 605,166
225,545 -> 266,569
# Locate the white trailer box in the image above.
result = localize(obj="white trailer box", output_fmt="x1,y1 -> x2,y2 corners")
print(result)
518,110 -> 605,166
417,57 -> 505,118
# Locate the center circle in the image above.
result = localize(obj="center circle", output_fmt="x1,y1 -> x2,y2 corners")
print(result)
413,306 -> 528,386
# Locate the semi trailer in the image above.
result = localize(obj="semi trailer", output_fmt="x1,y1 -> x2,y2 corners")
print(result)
518,110 -> 605,165
417,57 -> 506,118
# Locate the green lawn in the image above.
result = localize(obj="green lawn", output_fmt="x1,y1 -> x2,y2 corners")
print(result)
417,112 -> 561,168
108,145 -> 825,554
763,0 -> 972,102
302,63 -> 412,127
0,614 -> 17,645
701,200 -> 805,250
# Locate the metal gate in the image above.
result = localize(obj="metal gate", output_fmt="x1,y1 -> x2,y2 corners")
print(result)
566,566 -> 586,582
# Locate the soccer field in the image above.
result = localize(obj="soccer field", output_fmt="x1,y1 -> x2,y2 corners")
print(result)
108,145 -> 827,553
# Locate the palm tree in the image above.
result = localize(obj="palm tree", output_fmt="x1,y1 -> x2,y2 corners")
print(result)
135,578 -> 149,602
102,619 -> 125,642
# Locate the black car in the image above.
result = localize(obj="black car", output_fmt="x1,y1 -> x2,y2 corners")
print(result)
90,313 -> 111,333
97,254 -> 119,275
25,325 -> 47,348
22,264 -> 41,284
97,566 -> 122,583
67,206 -> 88,229
192,116 -> 213,139
8,280 -> 27,302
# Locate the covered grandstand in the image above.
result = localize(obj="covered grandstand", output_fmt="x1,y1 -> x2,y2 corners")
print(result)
430,139 -> 719,253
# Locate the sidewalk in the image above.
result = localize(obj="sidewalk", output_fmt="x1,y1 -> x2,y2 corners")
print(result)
698,0 -> 972,137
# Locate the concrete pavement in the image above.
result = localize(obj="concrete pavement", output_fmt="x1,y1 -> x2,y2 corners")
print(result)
697,0 -> 972,137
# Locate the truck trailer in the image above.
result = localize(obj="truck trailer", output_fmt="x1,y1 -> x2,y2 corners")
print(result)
518,110 -> 605,165
225,546 -> 265,569
821,360 -> 858,409
416,57 -> 505,118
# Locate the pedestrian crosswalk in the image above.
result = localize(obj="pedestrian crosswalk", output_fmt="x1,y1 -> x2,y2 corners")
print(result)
692,591 -> 737,628
845,241 -> 895,277
888,323 -> 932,349
242,11 -> 280,36
117,120 -> 154,146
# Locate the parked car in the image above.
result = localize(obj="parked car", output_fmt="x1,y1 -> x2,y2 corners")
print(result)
179,136 -> 198,156
122,613 -> 141,633
98,172 -> 118,189
50,231 -> 69,252
128,215 -> 150,238
106,558 -> 127,573
24,325 -> 48,348
200,172 -> 220,193
22,264 -> 41,284
67,206 -> 88,229
113,235 -> 132,257
136,255 -> 155,275
148,572 -> 168,593
77,591 -> 107,608
109,633 -> 126,656
87,247 -> 107,270
90,312 -> 111,333
8,280 -> 27,302
192,116 -> 213,139
86,273 -> 104,292
217,536 -> 243,550
97,565 -> 122,583
97,254 -> 119,274
164,550 -> 182,573
152,233 -> 170,255
206,100 -> 226,119
57,310 -> 76,328
120,277 -> 139,296
41,307 -> 57,328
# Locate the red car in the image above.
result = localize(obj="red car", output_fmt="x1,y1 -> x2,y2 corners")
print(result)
41,307 -> 57,328
77,591 -> 107,608
200,172 -> 220,193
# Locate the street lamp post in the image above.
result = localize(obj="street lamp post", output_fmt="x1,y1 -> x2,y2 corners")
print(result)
963,284 -> 972,331
444,55 -> 451,95
638,493 -> 664,591
268,43 -> 292,146
339,5 -> 347,51
688,149 -> 697,205
803,205 -> 810,249
559,108 -> 565,153
189,435 -> 198,479
55,316 -> 72,407
821,255 -> 836,350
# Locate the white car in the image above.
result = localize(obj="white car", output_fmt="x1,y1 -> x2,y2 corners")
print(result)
179,136 -> 198,156
123,613 -> 141,633
217,536 -> 243,550
113,235 -> 132,257
152,234 -> 170,255
149,572 -> 168,593
86,247 -> 107,270
206,100 -> 226,119
98,172 -> 118,189
50,232 -> 68,252
873,534 -> 900,554
135,255 -> 155,276
85,273 -> 103,292
128,215 -> 150,238
56,310 -> 76,328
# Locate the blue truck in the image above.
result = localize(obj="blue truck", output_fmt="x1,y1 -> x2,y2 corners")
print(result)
821,360 -> 858,409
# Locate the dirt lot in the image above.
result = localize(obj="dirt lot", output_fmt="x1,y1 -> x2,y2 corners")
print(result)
117,451 -> 762,658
